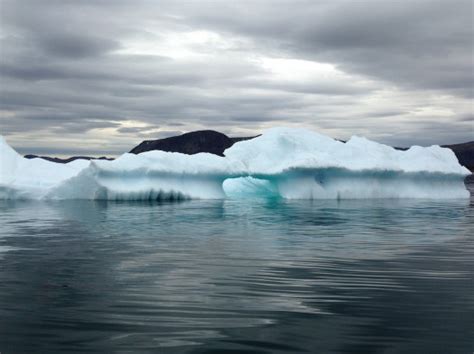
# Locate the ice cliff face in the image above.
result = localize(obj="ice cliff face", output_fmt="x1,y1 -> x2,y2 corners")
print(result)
0,128 -> 470,200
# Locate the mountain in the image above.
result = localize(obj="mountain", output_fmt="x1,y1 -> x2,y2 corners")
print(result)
129,130 -> 257,156
24,155 -> 113,164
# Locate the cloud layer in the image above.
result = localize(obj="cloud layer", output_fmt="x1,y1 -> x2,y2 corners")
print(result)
0,0 -> 472,155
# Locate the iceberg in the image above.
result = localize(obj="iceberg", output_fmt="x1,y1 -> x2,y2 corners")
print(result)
0,128 -> 470,200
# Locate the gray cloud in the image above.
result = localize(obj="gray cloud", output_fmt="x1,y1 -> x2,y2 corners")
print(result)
0,0 -> 472,155
185,0 -> 474,96
117,126 -> 154,135
377,119 -> 474,148
38,33 -> 121,58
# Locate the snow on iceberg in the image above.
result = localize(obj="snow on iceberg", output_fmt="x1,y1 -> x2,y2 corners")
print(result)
224,128 -> 470,199
0,136 -> 89,199
0,128 -> 470,200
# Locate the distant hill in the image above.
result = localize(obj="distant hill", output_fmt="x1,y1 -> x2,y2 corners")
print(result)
129,130 -> 257,156
24,155 -> 113,164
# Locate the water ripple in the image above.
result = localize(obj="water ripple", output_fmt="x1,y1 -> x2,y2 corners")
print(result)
0,196 -> 473,353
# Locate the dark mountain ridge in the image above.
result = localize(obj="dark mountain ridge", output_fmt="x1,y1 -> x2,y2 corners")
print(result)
24,155 -> 113,164
129,130 -> 259,156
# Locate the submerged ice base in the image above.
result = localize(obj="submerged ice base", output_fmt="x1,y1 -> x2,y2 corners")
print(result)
0,128 -> 470,200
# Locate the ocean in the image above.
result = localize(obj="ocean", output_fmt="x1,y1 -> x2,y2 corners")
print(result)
0,184 -> 473,353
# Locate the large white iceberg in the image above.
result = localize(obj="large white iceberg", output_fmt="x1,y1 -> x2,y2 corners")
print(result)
0,128 -> 470,200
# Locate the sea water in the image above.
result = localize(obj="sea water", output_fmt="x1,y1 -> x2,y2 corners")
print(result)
0,187 -> 473,353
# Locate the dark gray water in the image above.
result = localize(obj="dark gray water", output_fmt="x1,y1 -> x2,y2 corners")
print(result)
1,190 -> 473,353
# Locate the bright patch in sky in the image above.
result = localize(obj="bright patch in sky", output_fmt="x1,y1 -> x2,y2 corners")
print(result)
259,58 -> 340,81
117,30 -> 236,59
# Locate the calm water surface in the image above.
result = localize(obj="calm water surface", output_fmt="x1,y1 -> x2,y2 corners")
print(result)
0,187 -> 473,353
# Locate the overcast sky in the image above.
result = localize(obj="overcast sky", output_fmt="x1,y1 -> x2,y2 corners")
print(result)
0,0 -> 473,156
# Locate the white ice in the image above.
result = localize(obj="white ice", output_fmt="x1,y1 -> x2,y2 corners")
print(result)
0,128 -> 470,200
